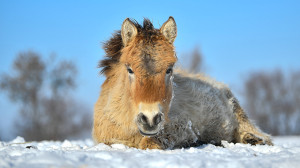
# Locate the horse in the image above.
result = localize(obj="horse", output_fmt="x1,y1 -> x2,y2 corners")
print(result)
92,17 -> 273,149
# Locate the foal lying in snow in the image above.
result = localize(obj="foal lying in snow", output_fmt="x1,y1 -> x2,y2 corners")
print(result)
93,17 -> 273,149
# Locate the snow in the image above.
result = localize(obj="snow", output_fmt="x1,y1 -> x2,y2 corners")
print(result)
1,136 -> 300,168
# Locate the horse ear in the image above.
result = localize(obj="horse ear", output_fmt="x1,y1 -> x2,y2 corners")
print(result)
160,16 -> 177,44
121,18 -> 138,46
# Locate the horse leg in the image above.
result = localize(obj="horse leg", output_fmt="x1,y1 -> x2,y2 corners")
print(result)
138,137 -> 162,149
228,92 -> 273,145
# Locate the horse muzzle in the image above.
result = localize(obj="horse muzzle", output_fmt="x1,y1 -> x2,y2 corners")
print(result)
136,112 -> 164,136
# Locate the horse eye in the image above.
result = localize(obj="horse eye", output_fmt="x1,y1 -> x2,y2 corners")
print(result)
127,68 -> 134,74
166,68 -> 172,74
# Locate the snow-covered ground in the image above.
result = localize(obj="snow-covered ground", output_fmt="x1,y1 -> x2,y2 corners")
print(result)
1,136 -> 300,168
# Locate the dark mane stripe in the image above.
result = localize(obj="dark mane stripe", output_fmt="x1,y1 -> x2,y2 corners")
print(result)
98,18 -> 158,75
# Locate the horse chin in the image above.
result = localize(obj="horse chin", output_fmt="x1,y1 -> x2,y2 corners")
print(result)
139,130 -> 158,137
140,130 -> 158,137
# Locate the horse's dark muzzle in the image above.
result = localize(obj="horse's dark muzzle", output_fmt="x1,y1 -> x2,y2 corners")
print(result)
136,113 -> 163,136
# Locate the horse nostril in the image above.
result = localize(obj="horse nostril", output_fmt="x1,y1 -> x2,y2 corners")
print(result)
138,113 -> 148,124
153,113 -> 163,125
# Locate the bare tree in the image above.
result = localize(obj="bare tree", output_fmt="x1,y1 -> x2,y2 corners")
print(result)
1,52 -> 45,139
0,51 -> 91,141
181,47 -> 205,73
189,47 -> 203,73
243,69 -> 300,135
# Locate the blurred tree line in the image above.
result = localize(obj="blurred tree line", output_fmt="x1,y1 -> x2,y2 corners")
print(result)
1,49 -> 299,140
244,70 -> 300,135
183,47 -> 300,136
0,51 -> 91,141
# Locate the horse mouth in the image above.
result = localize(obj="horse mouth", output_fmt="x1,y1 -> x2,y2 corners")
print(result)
139,130 -> 158,137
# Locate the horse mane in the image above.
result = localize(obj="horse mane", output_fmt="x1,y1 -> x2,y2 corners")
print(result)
99,18 -> 159,75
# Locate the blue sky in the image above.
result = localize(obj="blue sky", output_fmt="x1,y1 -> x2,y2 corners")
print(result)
0,0 -> 299,140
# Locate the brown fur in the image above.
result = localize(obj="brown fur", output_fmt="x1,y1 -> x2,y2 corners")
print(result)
94,18 -> 176,149
93,17 -> 273,149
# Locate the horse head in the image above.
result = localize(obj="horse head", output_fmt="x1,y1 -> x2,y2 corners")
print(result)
119,17 -> 177,136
